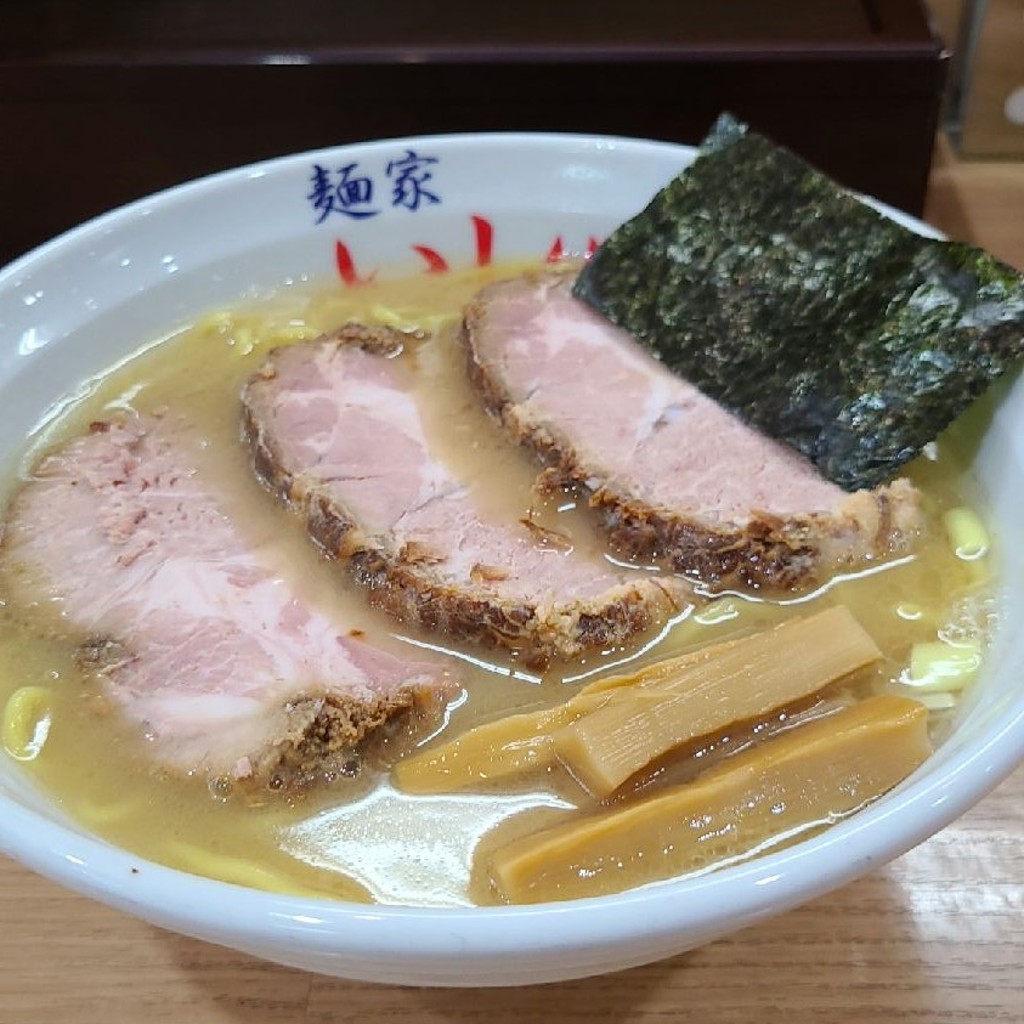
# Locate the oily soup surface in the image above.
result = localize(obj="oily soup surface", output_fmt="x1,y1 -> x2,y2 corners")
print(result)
0,263 -> 993,907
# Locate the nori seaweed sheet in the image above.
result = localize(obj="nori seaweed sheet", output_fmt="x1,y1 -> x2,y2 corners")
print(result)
573,114 -> 1024,491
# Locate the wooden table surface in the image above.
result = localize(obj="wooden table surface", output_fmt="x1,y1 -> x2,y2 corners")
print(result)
2,142 -> 1022,1023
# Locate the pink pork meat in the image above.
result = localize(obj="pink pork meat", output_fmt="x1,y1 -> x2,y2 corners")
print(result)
462,270 -> 923,592
242,325 -> 692,668
0,413 -> 449,785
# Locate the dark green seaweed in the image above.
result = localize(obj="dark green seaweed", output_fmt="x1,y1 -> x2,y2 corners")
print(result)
573,114 -> 1024,491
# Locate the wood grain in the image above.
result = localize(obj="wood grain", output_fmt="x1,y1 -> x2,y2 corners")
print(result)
1,143 -> 1023,1023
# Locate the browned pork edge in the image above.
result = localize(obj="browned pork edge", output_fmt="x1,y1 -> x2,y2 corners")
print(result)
241,325 -> 689,669
243,690 -> 426,786
75,632 -> 432,786
460,273 -> 923,593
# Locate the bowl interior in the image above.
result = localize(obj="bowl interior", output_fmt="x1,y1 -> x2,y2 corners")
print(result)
1,133 -> 1022,986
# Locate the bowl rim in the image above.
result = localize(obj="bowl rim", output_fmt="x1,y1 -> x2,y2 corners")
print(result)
1,130 -> 1022,972
1,129 -> 700,279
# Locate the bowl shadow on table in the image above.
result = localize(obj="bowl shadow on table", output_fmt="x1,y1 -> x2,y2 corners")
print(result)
165,870 -> 932,1022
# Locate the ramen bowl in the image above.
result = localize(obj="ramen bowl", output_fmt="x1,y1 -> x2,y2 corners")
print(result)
0,134 -> 1022,987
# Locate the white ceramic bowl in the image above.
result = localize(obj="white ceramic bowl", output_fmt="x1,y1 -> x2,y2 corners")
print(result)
1,134 -> 1022,987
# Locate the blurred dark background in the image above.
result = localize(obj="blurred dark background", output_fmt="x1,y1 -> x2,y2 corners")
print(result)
0,0 -> 948,265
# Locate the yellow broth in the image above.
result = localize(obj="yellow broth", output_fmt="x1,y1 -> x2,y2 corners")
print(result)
0,262 -> 996,906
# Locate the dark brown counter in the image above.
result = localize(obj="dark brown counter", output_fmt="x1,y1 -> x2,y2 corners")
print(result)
1,0 -> 946,263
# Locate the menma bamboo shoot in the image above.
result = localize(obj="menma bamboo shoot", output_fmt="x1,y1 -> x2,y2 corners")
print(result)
391,693 -> 609,794
489,695 -> 931,904
394,605 -> 878,795
392,634 -> 766,793
554,604 -> 880,796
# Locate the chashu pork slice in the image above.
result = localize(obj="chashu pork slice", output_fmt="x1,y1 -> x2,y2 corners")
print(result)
462,270 -> 923,592
242,326 -> 691,668
0,413 -> 449,784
